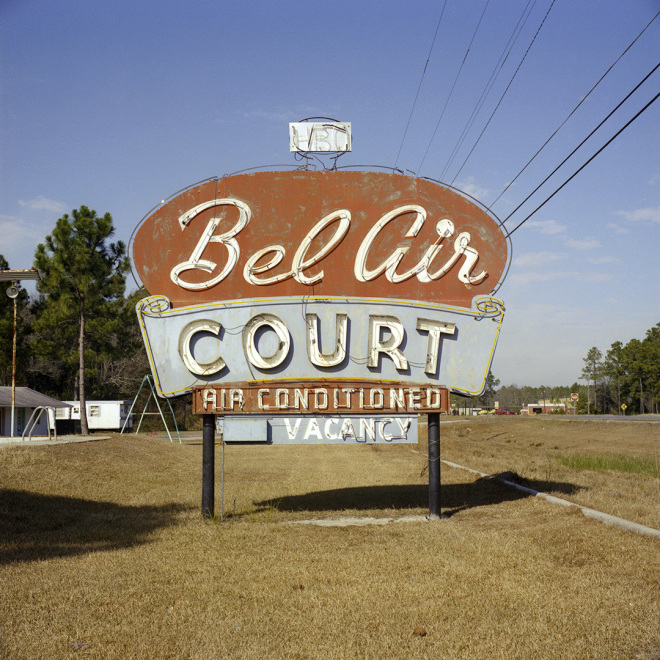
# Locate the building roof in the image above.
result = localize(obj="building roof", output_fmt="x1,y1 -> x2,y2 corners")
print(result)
0,387 -> 71,408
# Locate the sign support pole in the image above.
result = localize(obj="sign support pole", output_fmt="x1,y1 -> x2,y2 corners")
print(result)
202,414 -> 215,519
428,412 -> 441,520
10,295 -> 17,437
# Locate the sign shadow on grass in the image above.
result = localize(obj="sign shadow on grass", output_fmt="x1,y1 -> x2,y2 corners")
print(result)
0,489 -> 192,566
254,473 -> 582,518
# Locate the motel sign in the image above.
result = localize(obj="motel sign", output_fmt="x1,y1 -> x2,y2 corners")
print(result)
132,170 -> 508,406
131,167 -> 509,518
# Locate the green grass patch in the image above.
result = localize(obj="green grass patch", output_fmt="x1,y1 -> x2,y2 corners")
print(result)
557,453 -> 659,476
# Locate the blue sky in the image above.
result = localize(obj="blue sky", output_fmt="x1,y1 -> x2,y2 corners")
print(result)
1,0 -> 658,387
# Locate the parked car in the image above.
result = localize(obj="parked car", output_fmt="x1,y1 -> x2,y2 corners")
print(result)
495,408 -> 515,415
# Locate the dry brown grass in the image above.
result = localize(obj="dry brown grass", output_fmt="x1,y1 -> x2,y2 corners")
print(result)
435,417 -> 660,529
1,417 -> 658,659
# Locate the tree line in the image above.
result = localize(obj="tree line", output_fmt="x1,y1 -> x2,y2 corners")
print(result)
466,325 -> 660,415
2,207 -> 657,430
579,327 -> 660,415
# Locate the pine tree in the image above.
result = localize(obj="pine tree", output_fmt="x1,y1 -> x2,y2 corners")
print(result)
641,324 -> 660,414
34,207 -> 129,434
604,341 -> 624,414
581,347 -> 603,414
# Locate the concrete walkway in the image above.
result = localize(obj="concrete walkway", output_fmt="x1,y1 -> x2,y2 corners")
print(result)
0,434 -> 110,448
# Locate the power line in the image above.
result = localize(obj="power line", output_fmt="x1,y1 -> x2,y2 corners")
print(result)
507,92 -> 660,237
502,63 -> 659,225
448,0 -> 557,186
437,0 -> 538,181
417,0 -> 491,175
491,8 -> 660,207
393,3 -> 447,170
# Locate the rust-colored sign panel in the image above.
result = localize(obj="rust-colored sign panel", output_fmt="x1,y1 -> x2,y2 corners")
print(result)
193,380 -> 450,415
132,171 -> 507,308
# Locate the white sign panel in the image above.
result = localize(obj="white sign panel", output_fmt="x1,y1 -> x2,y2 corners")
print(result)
137,294 -> 504,398
221,415 -> 418,444
289,122 -> 352,152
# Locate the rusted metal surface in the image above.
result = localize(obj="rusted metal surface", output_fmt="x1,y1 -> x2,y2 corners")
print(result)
192,380 -> 449,415
132,171 -> 507,308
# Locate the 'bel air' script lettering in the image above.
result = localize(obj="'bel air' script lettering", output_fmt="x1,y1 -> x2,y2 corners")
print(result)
169,200 -> 487,291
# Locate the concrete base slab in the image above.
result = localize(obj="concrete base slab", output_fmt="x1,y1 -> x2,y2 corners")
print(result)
289,514 -> 432,527
0,435 -> 109,448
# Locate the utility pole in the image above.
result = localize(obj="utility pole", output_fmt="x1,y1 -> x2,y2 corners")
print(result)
0,270 -> 41,437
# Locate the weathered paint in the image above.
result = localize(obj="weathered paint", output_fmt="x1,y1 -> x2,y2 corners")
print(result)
289,122 -> 352,152
133,170 -> 507,408
131,171 -> 507,308
221,414 -> 417,444
193,380 -> 449,416
137,294 -> 503,398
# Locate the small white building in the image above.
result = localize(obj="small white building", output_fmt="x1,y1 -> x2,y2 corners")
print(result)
520,402 -> 566,415
0,387 -> 71,437
51,400 -> 134,433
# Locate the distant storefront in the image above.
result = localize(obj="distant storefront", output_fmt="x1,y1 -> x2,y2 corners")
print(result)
520,402 -> 566,415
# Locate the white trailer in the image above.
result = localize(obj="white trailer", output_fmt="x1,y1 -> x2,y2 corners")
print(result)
51,400 -> 134,432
